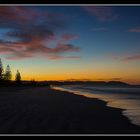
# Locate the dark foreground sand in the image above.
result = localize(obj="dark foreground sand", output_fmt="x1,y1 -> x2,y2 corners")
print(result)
0,86 -> 140,134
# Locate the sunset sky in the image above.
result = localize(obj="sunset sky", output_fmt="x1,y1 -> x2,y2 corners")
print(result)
0,5 -> 140,84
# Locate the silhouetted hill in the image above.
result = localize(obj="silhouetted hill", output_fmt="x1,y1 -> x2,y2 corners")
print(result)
107,81 -> 129,86
0,80 -> 139,88
47,80 -> 139,88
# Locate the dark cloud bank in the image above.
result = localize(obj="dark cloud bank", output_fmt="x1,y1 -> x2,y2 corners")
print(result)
0,7 -> 80,60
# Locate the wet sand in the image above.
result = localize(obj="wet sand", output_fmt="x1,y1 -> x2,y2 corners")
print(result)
0,86 -> 140,134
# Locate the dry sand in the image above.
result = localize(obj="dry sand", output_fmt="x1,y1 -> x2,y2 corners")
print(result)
0,86 -> 140,134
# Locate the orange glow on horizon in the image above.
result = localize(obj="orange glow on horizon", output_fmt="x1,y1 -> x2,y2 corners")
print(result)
16,75 -> 140,85
9,58 -> 140,85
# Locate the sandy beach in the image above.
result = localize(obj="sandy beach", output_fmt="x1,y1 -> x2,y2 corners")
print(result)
0,86 -> 140,134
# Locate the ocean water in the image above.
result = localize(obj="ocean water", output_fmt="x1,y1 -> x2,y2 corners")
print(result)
53,85 -> 140,126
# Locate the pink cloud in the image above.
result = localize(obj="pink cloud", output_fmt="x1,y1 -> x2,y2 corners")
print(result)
0,7 -> 38,25
0,7 -> 80,60
128,27 -> 140,32
52,43 -> 80,53
0,34 -> 80,60
47,55 -> 80,60
62,34 -> 79,41
0,7 -> 59,25
121,54 -> 140,61
83,6 -> 118,21
110,53 -> 140,62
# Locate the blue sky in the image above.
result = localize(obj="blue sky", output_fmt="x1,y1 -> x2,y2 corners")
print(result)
0,6 -> 140,84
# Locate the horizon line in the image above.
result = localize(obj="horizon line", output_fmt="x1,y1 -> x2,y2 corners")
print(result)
10,79 -> 139,84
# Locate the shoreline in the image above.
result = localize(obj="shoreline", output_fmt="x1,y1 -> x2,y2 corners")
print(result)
52,86 -> 140,127
52,87 -> 132,122
0,86 -> 140,134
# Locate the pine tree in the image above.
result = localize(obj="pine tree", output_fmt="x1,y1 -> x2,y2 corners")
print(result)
15,70 -> 21,83
0,58 -> 4,80
4,65 -> 12,81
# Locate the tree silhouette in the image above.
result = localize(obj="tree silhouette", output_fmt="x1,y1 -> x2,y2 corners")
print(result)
4,65 -> 12,81
0,58 -> 4,81
15,70 -> 21,83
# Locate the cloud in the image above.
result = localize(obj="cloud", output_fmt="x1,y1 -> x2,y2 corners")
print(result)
47,55 -> 80,60
0,39 -> 80,60
128,27 -> 140,32
110,53 -> 140,62
96,78 -> 122,81
83,6 -> 118,21
62,33 -> 79,41
121,54 -> 140,61
0,6 -> 80,60
52,43 -> 80,53
109,78 -> 122,81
